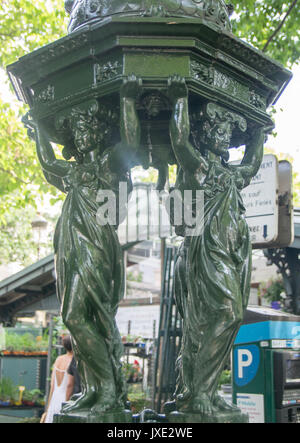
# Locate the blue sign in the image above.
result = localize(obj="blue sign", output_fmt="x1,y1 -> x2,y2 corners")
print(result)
235,321 -> 300,345
233,345 -> 260,387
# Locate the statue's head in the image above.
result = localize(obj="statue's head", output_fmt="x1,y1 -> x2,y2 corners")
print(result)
56,100 -> 119,162
68,103 -> 103,157
191,102 -> 247,160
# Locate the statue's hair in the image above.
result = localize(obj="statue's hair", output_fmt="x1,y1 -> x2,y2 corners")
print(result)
226,3 -> 234,17
65,0 -> 75,14
192,102 -> 247,132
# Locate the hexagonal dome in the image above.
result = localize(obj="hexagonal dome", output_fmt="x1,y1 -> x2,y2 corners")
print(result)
66,0 -> 232,33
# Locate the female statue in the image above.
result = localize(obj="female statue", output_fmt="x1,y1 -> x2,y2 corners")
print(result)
24,76 -> 142,415
167,75 -> 264,415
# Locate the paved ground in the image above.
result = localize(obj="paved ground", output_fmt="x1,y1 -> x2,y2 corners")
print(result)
0,414 -> 21,423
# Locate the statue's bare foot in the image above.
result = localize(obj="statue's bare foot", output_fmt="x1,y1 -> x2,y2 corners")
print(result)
62,391 -> 97,413
179,392 -> 214,415
192,393 -> 214,415
213,394 -> 240,413
90,383 -> 120,415
90,397 -> 121,415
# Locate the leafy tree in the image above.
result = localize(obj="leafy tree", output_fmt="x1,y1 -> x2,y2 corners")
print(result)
231,0 -> 300,68
0,0 -> 67,68
0,0 -> 67,265
0,0 -> 67,212
0,201 -> 56,266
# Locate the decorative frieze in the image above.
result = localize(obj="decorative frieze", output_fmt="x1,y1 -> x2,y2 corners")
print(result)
190,59 -> 266,110
94,61 -> 122,83
66,0 -> 232,33
35,85 -> 55,103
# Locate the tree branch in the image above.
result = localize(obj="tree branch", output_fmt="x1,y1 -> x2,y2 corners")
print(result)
0,166 -> 30,185
263,0 -> 299,52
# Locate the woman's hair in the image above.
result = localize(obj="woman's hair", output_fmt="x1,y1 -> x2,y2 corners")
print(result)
62,334 -> 73,353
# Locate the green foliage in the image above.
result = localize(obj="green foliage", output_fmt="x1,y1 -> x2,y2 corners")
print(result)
0,0 -> 67,68
22,388 -> 44,404
0,200 -> 58,266
0,378 -> 44,406
232,1 -> 300,68
0,104 -> 42,214
258,278 -> 286,303
127,270 -> 143,283
127,384 -> 151,413
0,377 -> 19,402
0,0 -> 67,200
0,204 -> 38,265
18,417 -> 41,423
5,331 -> 48,352
218,370 -> 232,388
0,0 -> 66,265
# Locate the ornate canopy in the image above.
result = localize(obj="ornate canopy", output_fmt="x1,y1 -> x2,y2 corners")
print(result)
65,0 -> 232,33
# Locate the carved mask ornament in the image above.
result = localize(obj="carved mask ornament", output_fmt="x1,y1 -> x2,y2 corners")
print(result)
140,92 -> 170,118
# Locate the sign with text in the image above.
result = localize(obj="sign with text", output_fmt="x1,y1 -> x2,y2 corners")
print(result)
241,154 -> 279,248
119,155 -> 286,247
237,393 -> 265,423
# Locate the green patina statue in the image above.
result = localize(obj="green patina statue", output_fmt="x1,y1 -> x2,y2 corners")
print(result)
166,76 -> 264,419
24,76 -> 143,418
8,0 -> 291,424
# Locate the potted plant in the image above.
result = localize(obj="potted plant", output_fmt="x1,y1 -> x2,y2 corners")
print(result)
122,363 -> 136,382
22,390 -> 35,406
218,370 -> 232,393
30,389 -> 45,406
3,332 -> 48,356
22,388 -> 44,406
127,385 -> 151,413
0,378 -> 18,406
258,278 -> 286,310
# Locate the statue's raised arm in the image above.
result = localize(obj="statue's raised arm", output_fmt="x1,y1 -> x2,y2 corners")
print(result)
233,128 -> 265,185
23,113 -> 71,180
108,75 -> 142,173
168,76 -> 208,173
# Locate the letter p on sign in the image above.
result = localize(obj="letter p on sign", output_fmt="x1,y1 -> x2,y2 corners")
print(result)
234,345 -> 259,387
238,349 -> 253,379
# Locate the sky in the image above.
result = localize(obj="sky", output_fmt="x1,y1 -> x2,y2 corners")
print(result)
268,63 -> 300,173
229,63 -> 300,175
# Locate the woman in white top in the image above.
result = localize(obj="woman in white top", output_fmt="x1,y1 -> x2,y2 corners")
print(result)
43,335 -> 73,423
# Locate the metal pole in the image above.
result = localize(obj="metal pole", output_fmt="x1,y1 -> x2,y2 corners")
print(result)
161,238 -> 166,288
45,313 -> 54,403
127,320 -> 132,364
151,319 -> 157,410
